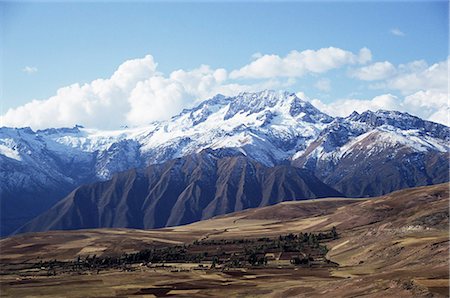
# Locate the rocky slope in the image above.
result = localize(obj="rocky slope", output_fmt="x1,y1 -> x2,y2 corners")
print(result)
16,149 -> 342,233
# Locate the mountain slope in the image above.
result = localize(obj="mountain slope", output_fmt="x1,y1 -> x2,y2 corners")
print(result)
1,91 -> 333,235
293,110 -> 450,196
0,127 -> 97,235
16,150 -> 342,234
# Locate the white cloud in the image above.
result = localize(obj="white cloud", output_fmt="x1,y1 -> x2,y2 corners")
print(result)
309,94 -> 400,118
307,90 -> 448,126
2,51 -> 448,130
428,109 -> 449,127
2,54 -> 294,129
230,47 -> 371,79
390,28 -> 405,37
398,60 -> 428,72
4,56 -> 163,129
126,77 -> 186,126
350,61 -> 396,81
386,59 -> 448,94
110,55 -> 159,90
22,66 -> 38,74
126,65 -> 231,126
314,78 -> 331,92
1,80 -> 130,129
358,58 -> 448,96
403,90 -> 449,126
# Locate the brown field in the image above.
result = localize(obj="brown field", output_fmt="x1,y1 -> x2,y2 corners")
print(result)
1,183 -> 449,297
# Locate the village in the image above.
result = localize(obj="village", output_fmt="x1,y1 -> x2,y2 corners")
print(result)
0,228 -> 339,278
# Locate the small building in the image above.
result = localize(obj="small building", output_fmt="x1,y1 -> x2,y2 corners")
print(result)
264,252 -> 282,261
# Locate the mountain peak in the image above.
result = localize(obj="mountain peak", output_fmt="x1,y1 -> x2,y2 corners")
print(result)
347,108 -> 448,132
348,109 -> 417,122
236,89 -> 294,101
233,90 -> 295,108
221,90 -> 333,124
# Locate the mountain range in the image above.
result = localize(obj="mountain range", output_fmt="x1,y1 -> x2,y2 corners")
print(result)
16,151 -> 342,234
1,90 -> 449,235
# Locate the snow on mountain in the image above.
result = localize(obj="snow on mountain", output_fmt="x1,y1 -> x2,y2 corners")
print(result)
1,90 -> 449,235
2,91 -> 448,187
1,90 -> 332,181
134,90 -> 333,166
294,110 -> 449,163
0,90 -> 449,186
293,109 -> 450,197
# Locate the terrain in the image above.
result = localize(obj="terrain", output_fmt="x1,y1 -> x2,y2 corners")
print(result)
16,151 -> 342,234
1,183 -> 448,297
2,90 -> 449,235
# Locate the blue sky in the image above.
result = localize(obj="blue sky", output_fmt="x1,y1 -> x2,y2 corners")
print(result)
1,1 -> 448,128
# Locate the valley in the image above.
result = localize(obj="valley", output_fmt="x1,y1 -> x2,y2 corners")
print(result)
1,183 -> 448,297
2,2 -> 448,296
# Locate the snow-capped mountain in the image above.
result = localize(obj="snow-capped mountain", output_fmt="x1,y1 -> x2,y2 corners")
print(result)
1,90 -> 449,235
293,110 -> 449,196
1,90 -> 334,235
1,90 -> 333,185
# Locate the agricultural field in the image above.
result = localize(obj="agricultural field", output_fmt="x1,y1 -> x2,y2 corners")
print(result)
0,183 -> 448,297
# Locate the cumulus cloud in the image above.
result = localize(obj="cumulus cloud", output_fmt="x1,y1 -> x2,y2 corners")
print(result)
403,90 -> 449,126
307,90 -> 448,126
349,57 -> 449,125
126,65 -> 231,126
309,94 -> 400,118
1,80 -> 130,129
3,56 -> 235,129
22,66 -> 38,74
110,55 -> 159,90
230,47 -> 372,79
350,61 -> 396,81
3,56 -> 163,129
353,58 -> 448,95
126,77 -> 186,126
2,54 -> 297,129
385,59 -> 448,94
2,51 -> 448,129
390,28 -> 405,36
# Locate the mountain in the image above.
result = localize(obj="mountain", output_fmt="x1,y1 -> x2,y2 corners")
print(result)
2,90 -> 449,235
1,90 -> 333,235
0,126 -> 96,236
16,150 -> 342,234
293,110 -> 450,196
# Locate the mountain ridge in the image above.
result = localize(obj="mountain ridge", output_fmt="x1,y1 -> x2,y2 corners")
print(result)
293,109 -> 449,196
15,149 -> 342,234
2,90 -> 449,235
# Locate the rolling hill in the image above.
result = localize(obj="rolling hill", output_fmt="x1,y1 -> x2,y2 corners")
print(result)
1,183 -> 448,297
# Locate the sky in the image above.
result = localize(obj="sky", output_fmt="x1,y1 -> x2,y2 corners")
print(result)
0,1 -> 448,129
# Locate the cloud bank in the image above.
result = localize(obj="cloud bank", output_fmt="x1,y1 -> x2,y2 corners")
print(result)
230,47 -> 371,79
307,89 -> 448,126
1,49 -> 448,129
